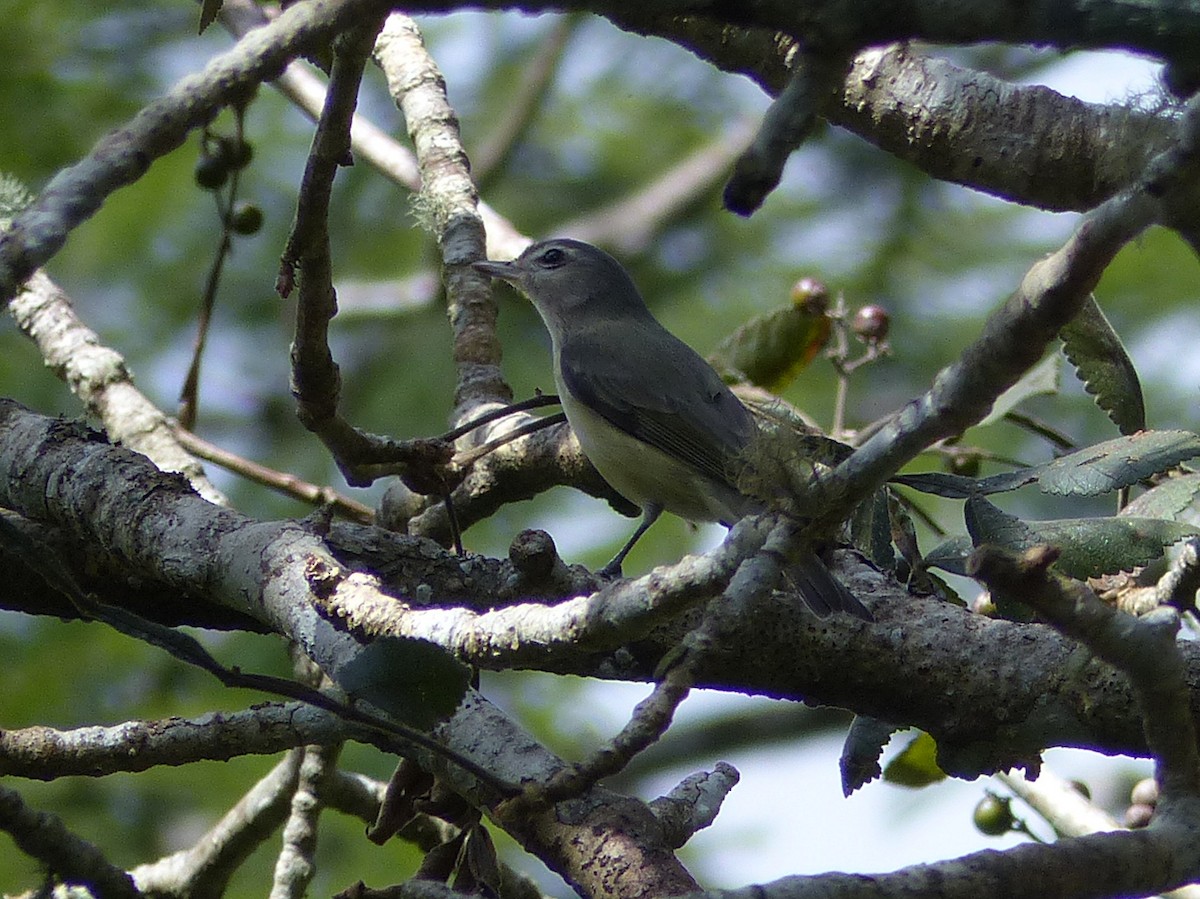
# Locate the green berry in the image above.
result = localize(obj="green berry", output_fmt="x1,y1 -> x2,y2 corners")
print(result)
194,154 -> 228,190
973,794 -> 1015,836
223,138 -> 254,171
229,202 -> 264,235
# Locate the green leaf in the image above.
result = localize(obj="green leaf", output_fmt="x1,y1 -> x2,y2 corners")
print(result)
894,469 -> 1040,498
849,488 -> 897,570
964,495 -> 1200,579
897,431 -> 1200,500
883,731 -> 946,788
1122,473 -> 1200,526
978,352 -> 1060,427
1060,294 -> 1146,435
336,637 -> 472,731
964,494 -> 1039,550
709,300 -> 831,391
1035,430 -> 1200,496
923,535 -> 973,576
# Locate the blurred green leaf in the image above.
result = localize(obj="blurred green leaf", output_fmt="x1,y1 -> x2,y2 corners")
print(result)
336,637 -> 472,731
709,299 -> 832,391
978,352 -> 1060,427
883,731 -> 946,789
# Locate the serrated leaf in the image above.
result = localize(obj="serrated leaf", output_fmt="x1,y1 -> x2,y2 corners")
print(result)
1036,430 -> 1200,496
710,301 -> 831,391
463,825 -> 503,898
898,432 -> 1200,502
1032,518 -> 1200,579
891,471 -> 982,499
893,469 -> 1040,498
841,715 -> 899,796
883,731 -> 946,789
964,495 -> 1199,579
198,0 -> 223,33
1061,294 -> 1146,435
923,535 -> 973,575
336,636 -> 472,730
978,352 -> 1060,427
849,488 -> 897,570
965,494 -> 1039,548
1122,473 -> 1200,526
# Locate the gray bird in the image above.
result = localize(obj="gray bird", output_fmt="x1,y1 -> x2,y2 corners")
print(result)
474,238 -> 870,619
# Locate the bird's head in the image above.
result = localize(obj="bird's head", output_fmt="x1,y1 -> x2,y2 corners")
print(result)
474,238 -> 648,326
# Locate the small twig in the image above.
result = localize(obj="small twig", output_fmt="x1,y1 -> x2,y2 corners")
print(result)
648,763 -> 740,850
374,14 -> 510,421
451,411 -> 567,467
179,113 -> 251,431
172,424 -> 375,522
438,394 -> 561,443
271,741 -> 342,899
532,668 -> 693,806
283,14 -> 386,475
1003,410 -> 1078,452
131,752 -> 303,896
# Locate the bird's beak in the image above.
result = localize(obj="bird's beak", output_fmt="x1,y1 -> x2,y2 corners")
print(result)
472,259 -> 520,283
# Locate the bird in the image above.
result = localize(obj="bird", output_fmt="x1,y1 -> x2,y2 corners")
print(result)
474,238 -> 870,619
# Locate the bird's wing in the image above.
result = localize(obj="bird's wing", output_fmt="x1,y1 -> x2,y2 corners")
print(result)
559,331 -> 754,488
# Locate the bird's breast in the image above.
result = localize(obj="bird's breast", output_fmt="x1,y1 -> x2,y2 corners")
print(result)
557,375 -> 745,524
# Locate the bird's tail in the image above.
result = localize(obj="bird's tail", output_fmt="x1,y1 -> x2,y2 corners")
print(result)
787,550 -> 873,620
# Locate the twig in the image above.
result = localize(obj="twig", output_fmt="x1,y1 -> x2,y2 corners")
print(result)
271,742 -> 342,899
179,112 -> 252,431
0,704 -> 347,779
282,14 -> 389,481
172,424 -> 374,522
131,752 -> 303,896
648,762 -> 740,850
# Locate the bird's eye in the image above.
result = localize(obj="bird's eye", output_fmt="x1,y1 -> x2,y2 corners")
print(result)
538,247 -> 567,267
